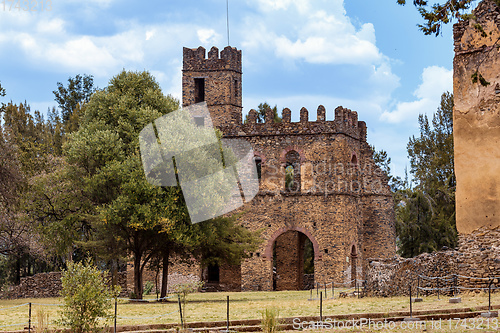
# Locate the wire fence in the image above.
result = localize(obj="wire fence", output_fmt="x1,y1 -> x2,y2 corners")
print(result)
0,296 -> 181,332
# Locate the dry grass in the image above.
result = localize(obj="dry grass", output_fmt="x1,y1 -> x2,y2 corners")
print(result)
0,290 -> 498,331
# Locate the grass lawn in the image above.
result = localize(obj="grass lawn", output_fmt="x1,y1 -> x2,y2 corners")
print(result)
0,289 -> 498,331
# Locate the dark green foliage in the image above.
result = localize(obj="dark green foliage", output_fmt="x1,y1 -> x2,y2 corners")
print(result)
397,92 -> 457,257
471,70 -> 491,86
53,74 -> 96,130
473,23 -> 488,37
244,102 -> 282,123
372,147 -> 404,192
397,0 -> 481,36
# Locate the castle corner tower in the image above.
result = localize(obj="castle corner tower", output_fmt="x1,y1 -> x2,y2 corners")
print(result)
182,46 -> 242,131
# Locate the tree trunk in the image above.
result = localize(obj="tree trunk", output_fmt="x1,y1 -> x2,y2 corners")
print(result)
133,253 -> 143,299
160,248 -> 170,299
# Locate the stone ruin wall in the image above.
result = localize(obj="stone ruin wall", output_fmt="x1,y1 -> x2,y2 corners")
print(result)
365,226 -> 500,297
2,271 -> 129,299
454,0 -> 500,233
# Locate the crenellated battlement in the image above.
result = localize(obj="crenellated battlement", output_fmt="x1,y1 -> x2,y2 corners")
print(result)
233,105 -> 367,141
183,46 -> 242,73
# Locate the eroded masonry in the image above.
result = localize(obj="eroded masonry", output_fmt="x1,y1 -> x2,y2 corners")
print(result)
129,46 -> 396,292
453,0 -> 500,234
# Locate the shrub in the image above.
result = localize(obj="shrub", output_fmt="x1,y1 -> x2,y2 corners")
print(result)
260,307 -> 281,333
144,280 -> 154,295
171,281 -> 204,324
35,308 -> 49,333
59,259 -> 120,333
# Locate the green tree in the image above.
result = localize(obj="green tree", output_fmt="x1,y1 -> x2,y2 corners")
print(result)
53,74 -> 96,131
0,102 -> 63,282
0,81 -> 5,98
396,0 -> 492,36
59,259 -> 118,333
372,147 -> 404,192
245,102 -> 282,123
63,70 -> 180,299
396,92 -> 457,257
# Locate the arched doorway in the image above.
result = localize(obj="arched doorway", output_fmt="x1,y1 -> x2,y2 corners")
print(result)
272,230 -> 314,290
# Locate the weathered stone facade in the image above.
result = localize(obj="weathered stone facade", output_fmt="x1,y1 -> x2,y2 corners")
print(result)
171,45 -> 396,291
365,226 -> 500,297
453,0 -> 500,233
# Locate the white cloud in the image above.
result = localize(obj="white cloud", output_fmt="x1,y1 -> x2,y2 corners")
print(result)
242,0 -> 383,66
145,29 -> 156,41
197,29 -> 221,45
380,66 -> 452,124
36,18 -> 66,35
46,37 -> 117,73
255,0 -> 311,12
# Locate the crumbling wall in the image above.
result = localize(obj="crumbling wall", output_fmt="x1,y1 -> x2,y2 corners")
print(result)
366,227 -> 500,296
4,271 -> 128,299
454,0 -> 500,233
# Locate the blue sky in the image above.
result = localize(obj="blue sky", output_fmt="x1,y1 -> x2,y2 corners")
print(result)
0,0 -> 456,178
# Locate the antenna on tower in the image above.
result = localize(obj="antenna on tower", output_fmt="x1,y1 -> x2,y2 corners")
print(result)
226,0 -> 230,46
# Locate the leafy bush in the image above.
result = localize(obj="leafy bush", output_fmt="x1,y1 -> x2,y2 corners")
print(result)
58,259 -> 120,333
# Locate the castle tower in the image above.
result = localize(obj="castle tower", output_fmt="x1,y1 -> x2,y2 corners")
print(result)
182,46 -> 242,131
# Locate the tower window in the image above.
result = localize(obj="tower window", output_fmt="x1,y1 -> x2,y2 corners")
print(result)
234,79 -> 238,98
194,78 -> 205,103
254,156 -> 262,181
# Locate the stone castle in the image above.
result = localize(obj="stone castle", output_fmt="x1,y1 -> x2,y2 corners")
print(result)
168,45 -> 397,291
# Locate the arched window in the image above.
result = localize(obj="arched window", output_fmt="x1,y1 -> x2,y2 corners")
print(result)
285,150 -> 301,192
350,153 -> 358,167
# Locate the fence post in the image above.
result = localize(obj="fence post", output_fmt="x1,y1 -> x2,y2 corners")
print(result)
114,297 -> 117,333
226,296 -> 230,332
489,279 -> 492,312
316,282 -> 319,297
324,283 -> 327,299
178,294 -> 184,328
320,291 -> 323,322
331,281 -> 334,299
28,302 -> 31,333
437,278 -> 440,300
417,276 -> 420,298
409,285 -> 412,318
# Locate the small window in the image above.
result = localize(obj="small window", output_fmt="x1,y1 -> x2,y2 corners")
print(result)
324,249 -> 328,254
254,156 -> 262,181
194,78 -> 205,103
194,116 -> 205,127
234,79 -> 238,98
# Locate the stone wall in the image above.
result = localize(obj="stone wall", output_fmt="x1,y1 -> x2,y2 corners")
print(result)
365,226 -> 500,296
4,271 -> 128,299
127,256 -> 201,295
453,0 -> 500,233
